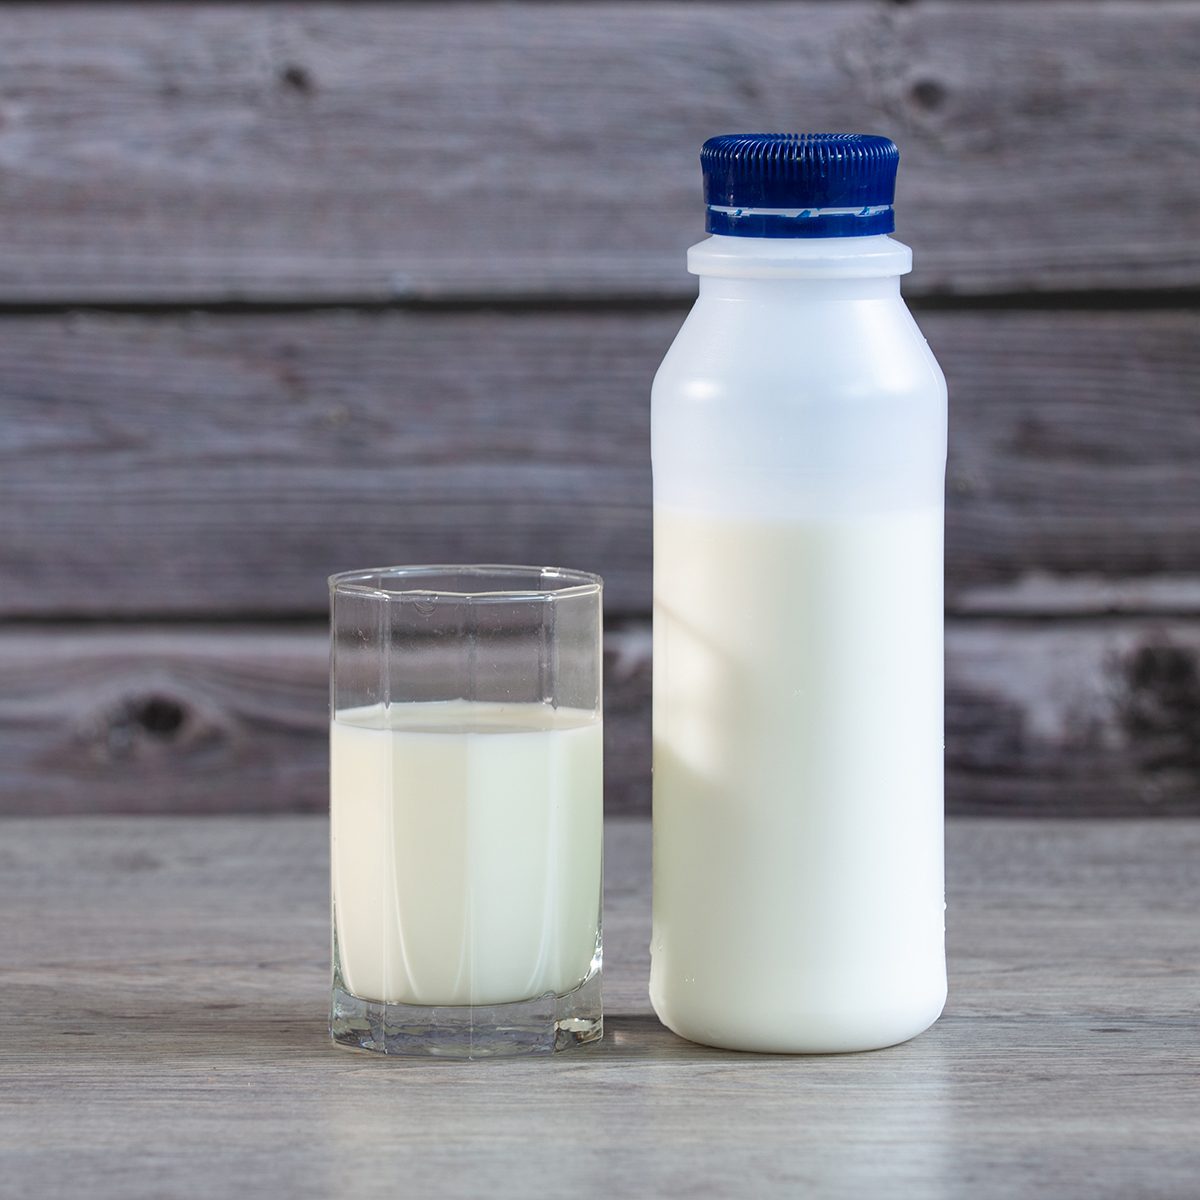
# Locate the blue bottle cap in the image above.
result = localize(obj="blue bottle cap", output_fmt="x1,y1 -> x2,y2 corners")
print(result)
701,134 -> 899,238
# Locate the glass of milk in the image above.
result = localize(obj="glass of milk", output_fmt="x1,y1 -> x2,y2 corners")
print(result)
328,565 -> 603,1058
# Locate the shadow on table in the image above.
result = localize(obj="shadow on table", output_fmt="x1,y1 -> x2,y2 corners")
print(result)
33,997 -> 330,1066
38,996 -> 941,1068
596,1013 -> 944,1062
600,1012 -> 736,1059
38,1002 -> 746,1065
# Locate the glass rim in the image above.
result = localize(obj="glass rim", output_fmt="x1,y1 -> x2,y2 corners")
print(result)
328,563 -> 603,603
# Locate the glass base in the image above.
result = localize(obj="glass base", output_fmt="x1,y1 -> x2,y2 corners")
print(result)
330,969 -> 602,1059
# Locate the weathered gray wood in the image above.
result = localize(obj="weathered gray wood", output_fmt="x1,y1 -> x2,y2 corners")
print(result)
947,619 -> 1200,816
0,3 -> 1196,302
6,617 -> 1200,817
2,309 -> 1198,618
1,816 -> 1197,1199
0,309 -> 654,616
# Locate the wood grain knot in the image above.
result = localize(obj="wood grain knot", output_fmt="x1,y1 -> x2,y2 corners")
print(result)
279,63 -> 314,95
91,690 -> 223,764
1119,643 -> 1200,778
907,78 -> 947,113
134,696 -> 186,738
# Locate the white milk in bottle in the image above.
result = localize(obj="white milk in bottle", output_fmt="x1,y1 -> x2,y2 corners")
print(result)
650,134 -> 948,1052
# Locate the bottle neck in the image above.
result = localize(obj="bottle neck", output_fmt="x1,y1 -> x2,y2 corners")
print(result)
698,275 -> 902,302
688,232 -> 912,284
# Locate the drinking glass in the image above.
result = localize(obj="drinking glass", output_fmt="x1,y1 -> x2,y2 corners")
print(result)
328,565 -> 603,1057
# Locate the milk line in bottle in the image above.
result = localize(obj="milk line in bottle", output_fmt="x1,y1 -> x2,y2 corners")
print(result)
650,134 -> 948,1052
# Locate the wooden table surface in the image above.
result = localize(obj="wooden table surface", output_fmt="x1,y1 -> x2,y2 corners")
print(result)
2,817 -> 1197,1198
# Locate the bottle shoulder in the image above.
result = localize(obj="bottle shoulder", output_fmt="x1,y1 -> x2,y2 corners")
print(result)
653,291 -> 946,407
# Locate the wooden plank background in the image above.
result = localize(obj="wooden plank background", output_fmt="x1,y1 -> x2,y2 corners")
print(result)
1,2 -> 1198,301
1,1 -> 1198,815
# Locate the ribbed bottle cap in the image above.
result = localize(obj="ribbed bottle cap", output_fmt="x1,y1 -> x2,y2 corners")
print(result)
701,134 -> 899,238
